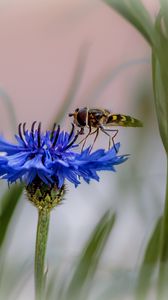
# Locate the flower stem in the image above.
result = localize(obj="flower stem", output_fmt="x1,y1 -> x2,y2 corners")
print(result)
35,209 -> 50,300
158,155 -> 168,299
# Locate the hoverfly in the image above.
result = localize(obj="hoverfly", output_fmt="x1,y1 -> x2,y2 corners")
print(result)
69,107 -> 143,151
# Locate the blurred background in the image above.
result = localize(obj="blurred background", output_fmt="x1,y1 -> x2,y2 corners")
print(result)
0,0 -> 164,299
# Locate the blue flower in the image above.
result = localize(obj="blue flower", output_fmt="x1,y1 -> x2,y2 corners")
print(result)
0,122 -> 128,188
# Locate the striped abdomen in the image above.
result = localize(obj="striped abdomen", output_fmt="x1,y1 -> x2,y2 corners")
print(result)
106,114 -> 143,127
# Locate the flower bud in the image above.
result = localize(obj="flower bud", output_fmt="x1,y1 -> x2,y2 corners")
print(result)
26,179 -> 65,211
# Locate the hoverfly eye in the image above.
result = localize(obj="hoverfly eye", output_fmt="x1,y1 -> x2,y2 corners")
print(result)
76,108 -> 87,126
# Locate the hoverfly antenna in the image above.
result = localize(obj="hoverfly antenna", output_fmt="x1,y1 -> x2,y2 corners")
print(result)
68,113 -> 74,117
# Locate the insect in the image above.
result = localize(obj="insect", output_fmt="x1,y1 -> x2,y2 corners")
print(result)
69,107 -> 143,151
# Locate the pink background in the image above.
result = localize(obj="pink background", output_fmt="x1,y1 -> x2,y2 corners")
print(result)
0,0 -> 154,131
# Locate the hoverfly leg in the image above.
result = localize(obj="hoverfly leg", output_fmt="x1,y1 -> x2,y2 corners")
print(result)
81,128 -> 98,151
111,130 -> 118,152
100,126 -> 118,152
89,128 -> 99,152
99,126 -> 111,150
81,139 -> 87,151
79,126 -> 92,149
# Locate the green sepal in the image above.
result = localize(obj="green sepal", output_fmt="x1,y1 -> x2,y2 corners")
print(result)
26,180 -> 65,212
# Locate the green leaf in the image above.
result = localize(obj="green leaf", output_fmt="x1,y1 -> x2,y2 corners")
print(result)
152,12 -> 168,154
65,210 -> 116,300
160,0 -> 168,34
0,184 -> 23,248
152,52 -> 168,153
136,216 -> 162,299
103,0 -> 156,46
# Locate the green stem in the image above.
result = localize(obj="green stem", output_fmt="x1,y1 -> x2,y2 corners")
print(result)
35,209 -> 50,300
158,155 -> 168,299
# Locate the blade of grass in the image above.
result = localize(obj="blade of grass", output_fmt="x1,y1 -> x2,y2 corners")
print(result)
103,0 -> 156,46
0,184 -> 23,248
152,52 -> 168,153
65,210 -> 116,300
152,12 -> 168,153
151,10 -> 168,297
160,0 -> 168,33
136,216 -> 162,300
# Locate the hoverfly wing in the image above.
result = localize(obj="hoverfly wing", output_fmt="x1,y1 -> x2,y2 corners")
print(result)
105,114 -> 143,127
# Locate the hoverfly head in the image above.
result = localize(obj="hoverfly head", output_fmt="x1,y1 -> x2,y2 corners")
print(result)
69,107 -> 87,127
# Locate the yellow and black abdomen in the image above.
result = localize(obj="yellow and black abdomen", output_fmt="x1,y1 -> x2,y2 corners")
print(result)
106,114 -> 143,127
